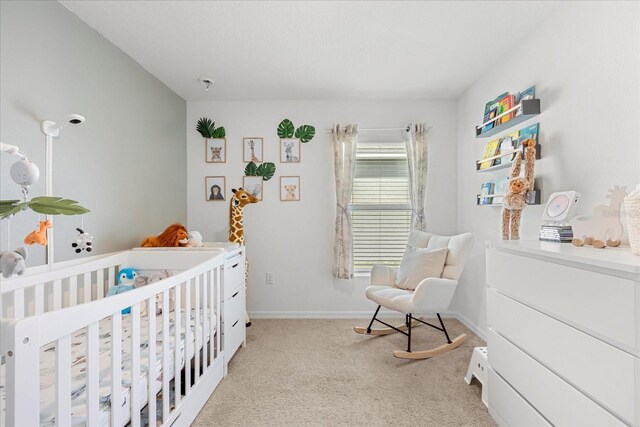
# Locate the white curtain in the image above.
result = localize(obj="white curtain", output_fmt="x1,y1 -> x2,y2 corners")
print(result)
404,123 -> 428,231
332,124 -> 358,279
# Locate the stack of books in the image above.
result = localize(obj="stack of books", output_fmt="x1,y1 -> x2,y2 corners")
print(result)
539,224 -> 574,242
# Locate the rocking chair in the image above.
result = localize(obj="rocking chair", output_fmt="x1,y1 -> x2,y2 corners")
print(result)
355,231 -> 474,359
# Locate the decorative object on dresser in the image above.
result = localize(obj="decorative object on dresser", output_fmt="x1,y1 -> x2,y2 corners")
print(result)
354,231 -> 474,359
539,191 -> 581,242
625,183 -> 640,255
501,138 -> 536,240
486,240 -> 640,426
139,223 -> 188,247
571,185 -> 627,247
228,187 -> 259,326
243,137 -> 263,163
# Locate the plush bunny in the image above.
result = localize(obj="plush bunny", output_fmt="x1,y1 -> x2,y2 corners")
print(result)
0,247 -> 28,278
134,270 -> 172,315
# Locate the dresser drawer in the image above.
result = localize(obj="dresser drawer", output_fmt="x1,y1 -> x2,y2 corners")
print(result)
488,368 -> 550,427
487,249 -> 638,352
223,256 -> 244,298
224,312 -> 245,359
488,328 -> 623,426
224,286 -> 244,332
488,289 -> 639,425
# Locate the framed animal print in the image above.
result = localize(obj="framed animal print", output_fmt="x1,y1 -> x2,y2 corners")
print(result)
280,138 -> 300,163
280,176 -> 300,201
205,176 -> 226,201
243,137 -> 263,163
243,176 -> 263,201
206,138 -> 226,163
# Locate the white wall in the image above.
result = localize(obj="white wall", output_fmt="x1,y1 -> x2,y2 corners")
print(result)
187,100 -> 458,316
453,1 -> 640,333
1,1 -> 187,266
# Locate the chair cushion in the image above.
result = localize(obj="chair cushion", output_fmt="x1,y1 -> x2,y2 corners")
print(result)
365,285 -> 414,314
406,231 -> 474,280
394,246 -> 448,290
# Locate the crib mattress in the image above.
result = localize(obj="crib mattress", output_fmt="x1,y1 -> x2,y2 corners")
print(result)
1,308 -> 216,427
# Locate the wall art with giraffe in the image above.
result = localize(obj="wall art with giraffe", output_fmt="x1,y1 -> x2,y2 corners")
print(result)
243,137 -> 263,163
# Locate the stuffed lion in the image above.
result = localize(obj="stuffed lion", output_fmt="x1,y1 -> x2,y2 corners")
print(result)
140,223 -> 188,247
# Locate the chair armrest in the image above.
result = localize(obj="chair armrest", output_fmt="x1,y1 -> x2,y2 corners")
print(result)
370,265 -> 398,286
411,277 -> 458,314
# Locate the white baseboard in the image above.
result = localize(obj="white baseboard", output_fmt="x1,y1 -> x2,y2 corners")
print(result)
248,310 -> 486,341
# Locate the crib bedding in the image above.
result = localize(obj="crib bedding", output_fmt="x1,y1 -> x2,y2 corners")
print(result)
1,308 -> 216,427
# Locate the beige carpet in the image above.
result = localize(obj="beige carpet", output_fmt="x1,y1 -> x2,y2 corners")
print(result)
193,318 -> 494,426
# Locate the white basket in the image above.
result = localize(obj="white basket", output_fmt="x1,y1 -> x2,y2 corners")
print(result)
624,196 -> 640,256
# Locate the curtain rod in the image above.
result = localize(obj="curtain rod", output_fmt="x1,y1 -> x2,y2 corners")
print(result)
325,126 -> 431,133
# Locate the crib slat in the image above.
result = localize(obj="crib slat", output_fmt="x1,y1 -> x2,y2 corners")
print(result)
111,312 -> 122,427
131,304 -> 141,427
209,269 -> 216,360
108,266 -> 116,288
34,283 -> 44,315
13,288 -> 24,318
174,283 -> 182,408
86,322 -> 100,425
162,290 -> 170,423
202,272 -> 209,368
69,275 -> 78,307
56,335 -> 72,426
97,269 -> 105,299
184,280 -> 191,395
83,272 -> 91,302
148,297 -> 157,427
194,275 -> 201,381
53,279 -> 62,310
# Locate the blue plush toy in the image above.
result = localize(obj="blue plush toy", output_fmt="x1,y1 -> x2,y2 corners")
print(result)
106,267 -> 138,314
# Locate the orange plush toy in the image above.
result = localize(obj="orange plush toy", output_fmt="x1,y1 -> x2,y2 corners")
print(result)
24,220 -> 53,246
140,223 -> 189,248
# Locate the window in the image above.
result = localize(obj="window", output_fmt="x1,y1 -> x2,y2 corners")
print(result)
350,140 -> 411,274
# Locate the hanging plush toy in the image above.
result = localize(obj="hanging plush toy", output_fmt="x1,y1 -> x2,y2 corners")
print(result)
502,138 -> 536,240
24,220 -> 52,246
0,247 -> 28,278
71,228 -> 93,253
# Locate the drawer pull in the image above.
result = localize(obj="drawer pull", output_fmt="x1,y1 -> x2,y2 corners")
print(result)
232,263 -> 239,269
232,291 -> 239,298
232,319 -> 239,328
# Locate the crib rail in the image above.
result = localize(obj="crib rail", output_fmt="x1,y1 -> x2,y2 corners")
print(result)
1,250 -> 224,427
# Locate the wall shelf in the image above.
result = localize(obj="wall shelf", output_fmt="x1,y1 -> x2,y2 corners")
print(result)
476,190 -> 541,206
476,99 -> 540,138
476,144 -> 542,173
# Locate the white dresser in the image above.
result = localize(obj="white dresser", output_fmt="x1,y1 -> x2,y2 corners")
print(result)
217,245 -> 246,375
486,240 -> 640,426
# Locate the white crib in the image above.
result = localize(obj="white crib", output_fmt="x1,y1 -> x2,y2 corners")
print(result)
0,249 -> 225,427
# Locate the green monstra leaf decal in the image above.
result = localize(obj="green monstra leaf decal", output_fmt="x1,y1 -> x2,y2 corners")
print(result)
277,119 -> 295,138
294,125 -> 316,143
212,127 -> 226,138
257,162 -> 276,181
244,162 -> 258,176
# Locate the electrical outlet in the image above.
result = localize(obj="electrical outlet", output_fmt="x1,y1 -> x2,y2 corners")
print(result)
266,272 -> 275,285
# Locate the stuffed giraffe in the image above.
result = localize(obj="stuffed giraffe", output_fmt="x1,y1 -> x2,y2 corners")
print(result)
229,187 -> 259,326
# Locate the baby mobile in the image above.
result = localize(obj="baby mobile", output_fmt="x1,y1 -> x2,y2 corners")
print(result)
1,117 -> 91,277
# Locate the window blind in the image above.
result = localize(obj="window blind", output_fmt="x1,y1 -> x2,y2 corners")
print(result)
351,141 -> 411,273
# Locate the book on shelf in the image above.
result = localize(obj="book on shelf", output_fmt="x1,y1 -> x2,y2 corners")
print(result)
492,176 -> 509,204
479,139 -> 500,169
481,92 -> 508,133
516,123 -> 539,149
497,93 -> 516,124
494,132 -> 519,165
515,85 -> 536,112
479,182 -> 494,205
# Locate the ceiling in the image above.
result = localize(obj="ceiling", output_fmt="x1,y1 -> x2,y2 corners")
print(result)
60,1 -> 558,101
